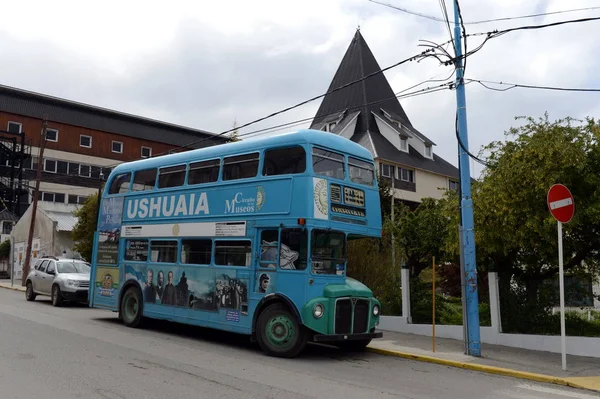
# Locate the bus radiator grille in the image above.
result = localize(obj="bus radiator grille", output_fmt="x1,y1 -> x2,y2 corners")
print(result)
334,299 -> 353,334
353,299 -> 370,334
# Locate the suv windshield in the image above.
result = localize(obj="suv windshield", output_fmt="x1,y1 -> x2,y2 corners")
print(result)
57,261 -> 91,274
310,229 -> 346,275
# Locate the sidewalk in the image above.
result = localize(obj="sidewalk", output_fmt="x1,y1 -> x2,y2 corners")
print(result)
0,278 -> 25,292
368,329 -> 600,393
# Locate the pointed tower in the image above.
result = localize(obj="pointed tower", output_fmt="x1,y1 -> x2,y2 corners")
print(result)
310,29 -> 459,204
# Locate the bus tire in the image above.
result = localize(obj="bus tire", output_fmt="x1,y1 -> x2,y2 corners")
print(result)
256,302 -> 307,358
120,286 -> 143,328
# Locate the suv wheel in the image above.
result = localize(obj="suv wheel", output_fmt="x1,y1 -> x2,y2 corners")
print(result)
25,282 -> 36,301
52,285 -> 63,307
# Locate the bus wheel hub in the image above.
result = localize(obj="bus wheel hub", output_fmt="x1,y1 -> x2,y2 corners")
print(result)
267,316 -> 294,345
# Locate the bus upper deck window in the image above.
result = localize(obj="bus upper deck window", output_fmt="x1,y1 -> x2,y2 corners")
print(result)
263,146 -> 306,176
132,168 -> 157,191
188,159 -> 219,185
348,157 -> 375,186
312,148 -> 345,179
158,165 -> 186,189
108,172 -> 131,194
223,153 -> 259,181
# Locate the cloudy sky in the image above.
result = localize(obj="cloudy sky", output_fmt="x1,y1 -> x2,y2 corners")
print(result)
1,0 -> 599,177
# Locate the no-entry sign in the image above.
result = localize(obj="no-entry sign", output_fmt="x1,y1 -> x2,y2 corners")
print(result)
547,184 -> 575,223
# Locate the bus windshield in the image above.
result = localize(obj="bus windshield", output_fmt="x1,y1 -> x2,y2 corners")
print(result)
310,229 -> 346,275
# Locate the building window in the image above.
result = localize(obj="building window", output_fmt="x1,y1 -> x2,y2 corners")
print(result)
46,129 -> 58,142
400,137 -> 408,151
398,167 -> 415,183
2,222 -> 13,235
381,164 -> 393,178
56,161 -> 68,174
141,146 -> 152,158
425,145 -> 432,158
112,141 -> 123,154
80,135 -> 92,148
41,192 -> 54,202
449,180 -> 459,191
79,164 -> 91,177
54,193 -> 65,203
7,121 -> 22,134
68,162 -> 80,175
44,159 -> 57,173
68,194 -> 88,205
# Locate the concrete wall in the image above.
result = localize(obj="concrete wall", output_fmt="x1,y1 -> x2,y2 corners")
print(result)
378,316 -> 600,358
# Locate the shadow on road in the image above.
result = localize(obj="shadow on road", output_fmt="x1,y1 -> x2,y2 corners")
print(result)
92,315 -> 368,361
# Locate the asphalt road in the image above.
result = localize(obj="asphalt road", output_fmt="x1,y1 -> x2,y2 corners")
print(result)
0,288 -> 596,399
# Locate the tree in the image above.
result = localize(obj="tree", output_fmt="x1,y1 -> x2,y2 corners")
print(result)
229,119 -> 241,142
0,239 -> 10,259
472,114 -> 600,324
71,193 -> 99,261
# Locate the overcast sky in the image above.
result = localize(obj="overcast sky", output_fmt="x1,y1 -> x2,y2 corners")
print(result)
1,0 -> 599,177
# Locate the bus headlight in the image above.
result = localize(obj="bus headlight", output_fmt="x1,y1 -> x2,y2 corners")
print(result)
373,305 -> 380,316
313,303 -> 324,319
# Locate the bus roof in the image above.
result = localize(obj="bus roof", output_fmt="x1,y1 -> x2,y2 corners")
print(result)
110,129 -> 374,175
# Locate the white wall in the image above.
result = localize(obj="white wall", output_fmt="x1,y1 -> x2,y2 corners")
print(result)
390,169 -> 453,202
378,316 -> 600,358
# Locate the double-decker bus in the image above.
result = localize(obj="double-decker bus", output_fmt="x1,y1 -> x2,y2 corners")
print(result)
89,129 -> 383,358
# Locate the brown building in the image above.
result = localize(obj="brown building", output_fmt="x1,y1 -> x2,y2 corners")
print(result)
0,84 -> 228,216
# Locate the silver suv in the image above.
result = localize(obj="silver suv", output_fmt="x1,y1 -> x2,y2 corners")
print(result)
24,256 -> 91,306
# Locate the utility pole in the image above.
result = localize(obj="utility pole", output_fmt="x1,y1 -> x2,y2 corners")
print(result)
21,119 -> 48,286
453,0 -> 481,357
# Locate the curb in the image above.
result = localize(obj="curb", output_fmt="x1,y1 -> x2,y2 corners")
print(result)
367,347 -> 596,392
0,284 -> 26,292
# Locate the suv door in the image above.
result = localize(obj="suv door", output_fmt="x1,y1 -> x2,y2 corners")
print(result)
41,261 -> 56,294
32,260 -> 48,293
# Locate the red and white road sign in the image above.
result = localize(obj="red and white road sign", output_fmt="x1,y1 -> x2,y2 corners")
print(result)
547,184 -> 575,223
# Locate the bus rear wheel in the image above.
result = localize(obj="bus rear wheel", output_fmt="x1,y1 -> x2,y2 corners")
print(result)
120,286 -> 143,328
256,303 -> 306,358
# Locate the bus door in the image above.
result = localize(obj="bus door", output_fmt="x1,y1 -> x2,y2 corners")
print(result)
255,228 -> 308,309
211,238 -> 252,329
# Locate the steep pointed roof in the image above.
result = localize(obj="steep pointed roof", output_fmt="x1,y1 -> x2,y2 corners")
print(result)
310,30 -> 459,179
310,29 -> 413,134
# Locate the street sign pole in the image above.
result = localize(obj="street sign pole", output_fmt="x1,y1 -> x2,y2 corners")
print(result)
557,220 -> 566,371
547,183 -> 574,372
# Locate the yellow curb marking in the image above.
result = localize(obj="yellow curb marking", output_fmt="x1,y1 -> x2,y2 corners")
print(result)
367,346 -> 600,393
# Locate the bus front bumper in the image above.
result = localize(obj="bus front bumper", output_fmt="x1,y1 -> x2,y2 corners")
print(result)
312,331 -> 383,342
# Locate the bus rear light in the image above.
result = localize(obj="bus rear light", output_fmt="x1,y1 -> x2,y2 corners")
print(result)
298,218 -> 306,225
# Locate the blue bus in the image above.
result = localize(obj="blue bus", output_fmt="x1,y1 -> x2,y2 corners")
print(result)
89,129 -> 383,357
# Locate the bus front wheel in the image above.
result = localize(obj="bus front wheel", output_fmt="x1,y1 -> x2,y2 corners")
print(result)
256,303 -> 307,358
120,287 -> 143,328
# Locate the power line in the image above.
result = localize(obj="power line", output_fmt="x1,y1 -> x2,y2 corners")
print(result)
467,78 -> 600,92
368,0 -> 600,25
470,15 -> 600,37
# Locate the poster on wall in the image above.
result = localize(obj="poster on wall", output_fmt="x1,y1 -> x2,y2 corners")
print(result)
96,197 -> 124,266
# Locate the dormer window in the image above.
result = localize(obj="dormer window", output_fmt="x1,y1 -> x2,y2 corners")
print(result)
425,145 -> 432,158
400,137 -> 408,151
323,122 -> 336,132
